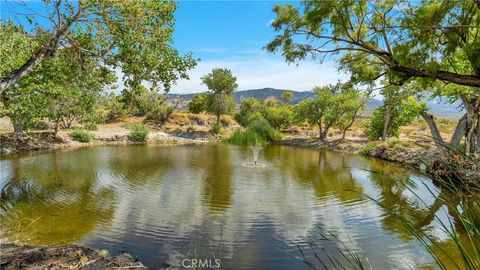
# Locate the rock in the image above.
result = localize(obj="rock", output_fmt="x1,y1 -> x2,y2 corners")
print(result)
0,244 -> 148,270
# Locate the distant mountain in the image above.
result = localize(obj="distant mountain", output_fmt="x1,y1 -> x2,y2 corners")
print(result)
168,88 -> 312,103
168,88 -> 463,118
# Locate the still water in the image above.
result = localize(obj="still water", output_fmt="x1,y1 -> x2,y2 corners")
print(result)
0,144 -> 466,269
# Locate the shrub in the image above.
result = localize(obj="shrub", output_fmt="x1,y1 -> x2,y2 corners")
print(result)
188,94 -> 208,114
358,141 -> 378,155
210,123 -> 223,135
226,119 -> 281,145
247,119 -> 281,142
83,122 -> 98,131
225,129 -> 262,144
70,129 -> 93,143
262,105 -> 294,129
100,95 -> 127,123
145,102 -> 174,125
128,123 -> 150,142
186,125 -> 196,132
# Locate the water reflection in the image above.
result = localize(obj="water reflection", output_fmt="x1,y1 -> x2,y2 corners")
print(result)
0,144 -> 471,269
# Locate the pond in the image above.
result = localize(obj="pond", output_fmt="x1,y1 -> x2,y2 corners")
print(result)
0,144 -> 466,269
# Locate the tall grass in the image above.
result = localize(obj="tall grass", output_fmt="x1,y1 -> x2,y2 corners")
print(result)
300,148 -> 480,270
226,118 -> 281,145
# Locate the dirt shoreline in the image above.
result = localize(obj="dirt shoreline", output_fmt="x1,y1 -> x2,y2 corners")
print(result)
0,244 -> 147,269
0,130 -> 213,156
276,136 -> 434,170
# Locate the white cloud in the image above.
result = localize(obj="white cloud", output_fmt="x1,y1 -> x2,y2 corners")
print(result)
169,57 -> 348,94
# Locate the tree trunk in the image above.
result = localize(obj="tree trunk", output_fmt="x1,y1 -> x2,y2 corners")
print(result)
463,96 -> 480,154
216,112 -> 220,125
54,117 -> 61,136
342,111 -> 363,140
321,126 -> 330,141
450,113 -> 467,147
317,119 -> 323,140
476,117 -> 480,154
420,112 -> 445,149
382,108 -> 391,141
12,119 -> 24,133
342,128 -> 347,140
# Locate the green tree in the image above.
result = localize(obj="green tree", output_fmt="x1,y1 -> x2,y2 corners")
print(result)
235,97 -> 264,126
267,1 -> 480,87
201,68 -> 238,124
262,105 -> 294,129
366,96 -> 425,140
0,0 -> 196,93
337,89 -> 369,140
294,84 -> 357,141
281,91 -> 294,104
267,0 -> 480,153
188,94 -> 209,114
0,27 -> 114,133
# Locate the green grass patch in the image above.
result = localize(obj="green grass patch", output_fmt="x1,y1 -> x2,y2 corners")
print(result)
226,119 -> 281,145
209,123 -> 223,135
70,129 -> 94,143
128,123 -> 150,142
358,141 -> 379,155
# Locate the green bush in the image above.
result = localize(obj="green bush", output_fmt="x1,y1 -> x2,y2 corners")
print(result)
358,141 -> 378,155
145,102 -> 174,125
226,119 -> 281,145
70,129 -> 94,143
210,123 -> 223,135
128,123 -> 150,142
225,129 -> 262,144
247,119 -> 281,142
188,94 -> 208,114
83,122 -> 98,131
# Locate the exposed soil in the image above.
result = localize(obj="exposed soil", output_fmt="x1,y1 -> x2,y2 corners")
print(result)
0,244 -> 147,270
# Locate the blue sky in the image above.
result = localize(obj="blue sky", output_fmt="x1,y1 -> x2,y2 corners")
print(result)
171,1 -> 345,93
0,1 -> 346,94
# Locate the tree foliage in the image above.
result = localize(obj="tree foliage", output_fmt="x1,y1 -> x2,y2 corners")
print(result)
188,94 -> 209,114
201,68 -> 238,124
267,0 -> 480,87
0,23 -> 115,132
235,97 -> 293,129
0,0 -> 197,93
294,83 -> 365,140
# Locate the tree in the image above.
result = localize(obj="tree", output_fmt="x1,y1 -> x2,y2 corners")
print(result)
201,68 -> 238,124
337,89 -> 369,140
267,1 -> 480,87
0,0 -> 196,94
294,84 -> 357,141
281,91 -> 294,104
1,26 -> 114,133
262,105 -> 294,129
188,94 -> 208,114
366,96 -> 424,141
235,97 -> 263,126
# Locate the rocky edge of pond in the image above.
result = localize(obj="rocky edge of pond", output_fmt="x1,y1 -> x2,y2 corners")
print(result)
277,137 -> 429,167
0,244 -> 148,269
0,130 -> 215,155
